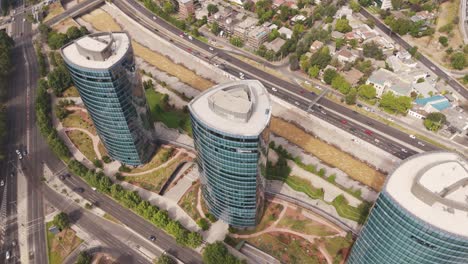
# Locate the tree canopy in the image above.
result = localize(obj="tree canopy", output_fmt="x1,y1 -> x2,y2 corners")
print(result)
450,52 -> 466,70
76,251 -> 92,264
53,212 -> 70,230
335,18 -> 352,33
358,84 -> 377,99
363,41 -> 384,60
379,92 -> 412,114
203,242 -> 245,264
424,112 -> 446,131
323,68 -> 338,84
309,46 -> 331,69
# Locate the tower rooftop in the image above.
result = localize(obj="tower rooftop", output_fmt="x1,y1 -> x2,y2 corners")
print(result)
189,80 -> 271,137
385,152 -> 468,237
61,32 -> 130,69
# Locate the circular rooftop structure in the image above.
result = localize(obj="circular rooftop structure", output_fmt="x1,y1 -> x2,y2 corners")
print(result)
385,151 -> 468,238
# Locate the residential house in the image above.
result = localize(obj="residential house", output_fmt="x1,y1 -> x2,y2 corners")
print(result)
345,31 -> 360,41
326,44 -> 336,55
264,38 -> 286,53
343,68 -> 364,86
208,8 -> 240,36
291,14 -> 306,24
178,0 -> 195,18
377,0 -> 392,10
412,80 -> 437,98
331,31 -> 344,39
336,49 -> 358,63
310,40 -> 324,52
396,50 -> 412,60
414,95 -> 452,113
408,109 -> 427,119
334,6 -> 353,19
366,68 -> 412,97
365,36 -> 394,51
410,11 -> 436,23
278,27 -> 293,39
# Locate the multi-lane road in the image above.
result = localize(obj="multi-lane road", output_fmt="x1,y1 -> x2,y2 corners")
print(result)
115,0 -> 439,160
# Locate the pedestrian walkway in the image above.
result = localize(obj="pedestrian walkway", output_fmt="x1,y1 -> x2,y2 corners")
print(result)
163,162 -> 199,202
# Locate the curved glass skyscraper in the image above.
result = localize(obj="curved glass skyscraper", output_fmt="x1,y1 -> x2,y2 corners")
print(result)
61,32 -> 153,166
348,152 -> 468,264
189,80 -> 271,228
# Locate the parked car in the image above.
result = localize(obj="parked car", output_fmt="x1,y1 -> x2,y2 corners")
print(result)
409,134 -> 416,139
1,180 -> 4,187
149,235 -> 156,242
418,141 -> 425,146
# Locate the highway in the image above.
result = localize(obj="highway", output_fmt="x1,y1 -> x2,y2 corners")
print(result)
359,8 -> 468,100
115,0 -> 438,160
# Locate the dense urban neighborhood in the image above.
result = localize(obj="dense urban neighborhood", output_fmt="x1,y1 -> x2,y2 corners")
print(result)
0,0 -> 467,263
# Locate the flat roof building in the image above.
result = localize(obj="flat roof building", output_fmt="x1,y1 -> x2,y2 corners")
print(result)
348,152 -> 468,264
189,80 -> 271,228
61,32 -> 154,166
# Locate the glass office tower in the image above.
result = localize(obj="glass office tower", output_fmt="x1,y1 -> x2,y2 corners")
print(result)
348,152 -> 468,264
61,32 -> 153,166
189,80 -> 271,228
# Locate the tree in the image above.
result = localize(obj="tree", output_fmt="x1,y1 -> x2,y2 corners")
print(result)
207,4 -> 219,16
350,0 -> 361,12
229,37 -> 244,47
358,0 -> 373,7
391,0 -> 404,9
163,1 -> 176,14
335,38 -> 345,50
323,68 -> 337,84
438,36 -> 448,47
47,32 -> 69,50
268,29 -> 280,41
243,1 -> 254,11
362,41 -> 384,60
197,218 -> 210,231
308,65 -> 320,78
424,112 -> 446,131
335,18 -> 352,33
76,251 -> 92,264
203,242 -> 243,264
157,254 -> 177,264
289,54 -> 299,71
0,31 -> 14,76
345,88 -> 357,105
309,47 -> 332,69
211,22 -> 220,35
331,75 -> 351,94
450,52 -> 466,70
358,84 -> 376,99
379,92 -> 412,114
53,212 -> 70,230
48,66 -> 72,96
66,26 -> 83,41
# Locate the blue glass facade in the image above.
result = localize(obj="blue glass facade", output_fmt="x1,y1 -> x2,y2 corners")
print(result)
348,192 -> 468,264
190,114 -> 269,228
62,45 -> 153,166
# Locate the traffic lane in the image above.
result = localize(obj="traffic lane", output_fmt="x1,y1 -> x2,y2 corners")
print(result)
266,83 -> 413,159
61,175 -> 203,264
43,186 -> 151,264
121,0 -> 436,154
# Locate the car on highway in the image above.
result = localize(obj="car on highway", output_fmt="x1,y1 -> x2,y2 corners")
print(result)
341,119 -> 348,124
22,18 -> 25,22
179,33 -> 184,38
188,35 -> 193,40
320,110 -> 326,115
22,148 -> 27,156
149,235 -> 156,242
364,129 -> 373,136
409,134 -> 416,139
152,16 -> 157,20
374,138 -> 380,143
5,250 -> 10,260
349,127 -> 356,132
271,87 -> 277,92
209,47 -> 214,51
187,48 -> 192,52
401,148 -> 408,153
75,187 -> 84,193
294,101 -> 300,106
418,141 -> 425,146
366,121 -> 373,126
0,180 -> 4,187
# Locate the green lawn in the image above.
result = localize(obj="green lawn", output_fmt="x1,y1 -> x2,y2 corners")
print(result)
145,88 -> 192,136
62,112 -> 96,135
178,183 -> 202,222
277,211 -> 338,236
129,147 -> 174,174
285,176 -> 324,200
332,195 -> 371,224
324,236 -> 353,258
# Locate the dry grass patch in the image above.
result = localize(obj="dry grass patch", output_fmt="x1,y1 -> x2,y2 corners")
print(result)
404,0 -> 464,68
43,2 -> 65,23
277,207 -> 339,237
132,41 -> 214,91
179,182 -> 202,221
81,8 -> 122,31
98,141 -> 107,157
66,130 -> 98,162
52,18 -> 80,33
270,117 -> 385,190
46,222 -> 82,264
